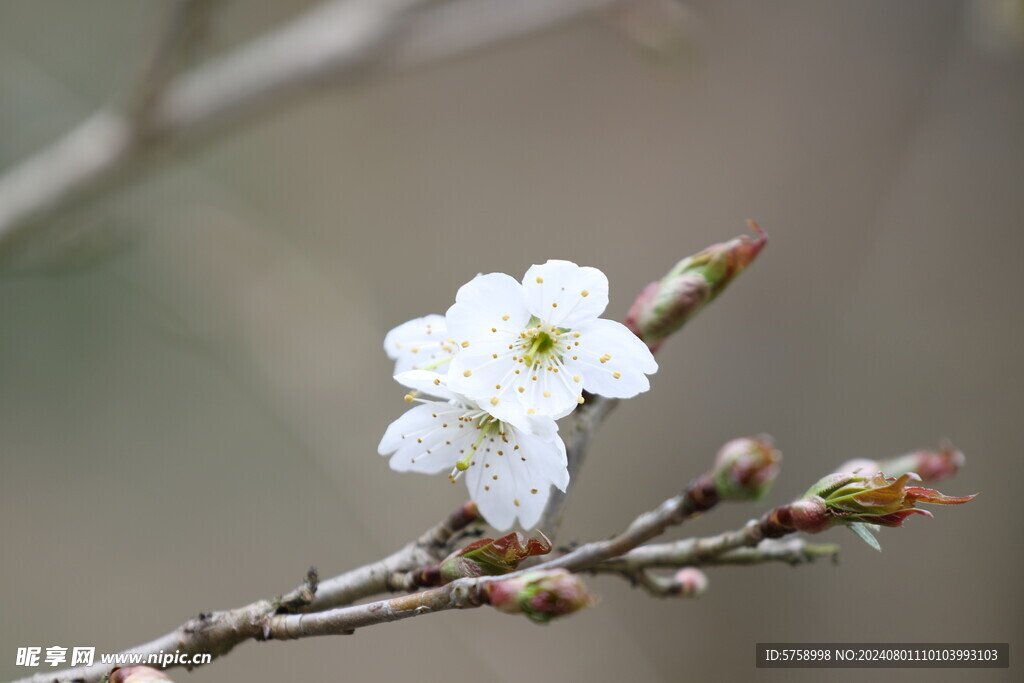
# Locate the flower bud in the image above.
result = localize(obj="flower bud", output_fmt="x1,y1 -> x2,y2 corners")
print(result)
835,442 -> 965,483
712,435 -> 782,501
770,496 -> 832,534
486,569 -> 595,624
820,472 -> 975,528
109,667 -> 173,683
439,532 -> 551,583
669,567 -> 709,598
625,222 -> 767,350
877,442 -> 965,482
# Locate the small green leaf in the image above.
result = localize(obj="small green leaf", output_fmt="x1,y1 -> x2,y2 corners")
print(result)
847,523 -> 882,551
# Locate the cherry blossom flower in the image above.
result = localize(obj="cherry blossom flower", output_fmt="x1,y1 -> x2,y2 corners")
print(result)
378,371 -> 569,531
445,260 -> 658,431
383,314 -> 458,374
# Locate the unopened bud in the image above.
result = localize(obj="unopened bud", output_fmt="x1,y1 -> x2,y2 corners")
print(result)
772,496 -> 832,534
780,466 -> 976,549
109,667 -> 173,683
486,569 -> 595,624
820,472 -> 975,528
669,567 -> 709,598
835,441 -> 965,483
878,442 -> 965,482
625,222 -> 767,350
439,532 -> 551,583
712,435 -> 782,501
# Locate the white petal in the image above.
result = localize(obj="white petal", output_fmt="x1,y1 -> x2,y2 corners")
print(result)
522,260 -> 609,328
383,314 -> 457,373
446,273 -> 530,342
570,318 -> 658,399
379,402 -> 475,475
449,345 -> 533,432
394,370 -> 458,402
449,349 -> 579,431
464,427 -> 568,531
516,429 -> 570,492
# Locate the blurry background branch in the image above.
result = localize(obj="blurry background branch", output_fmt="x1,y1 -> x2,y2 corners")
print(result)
0,0 -> 652,262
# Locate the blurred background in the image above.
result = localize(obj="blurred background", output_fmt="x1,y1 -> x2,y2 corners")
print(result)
1,0 -> 1022,681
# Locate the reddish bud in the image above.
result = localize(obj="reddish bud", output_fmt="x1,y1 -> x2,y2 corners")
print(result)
109,667 -> 173,683
625,222 -> 767,350
878,442 -> 966,482
822,472 -> 975,527
486,569 -> 595,624
773,496 -> 832,534
439,532 -> 552,583
669,567 -> 709,598
836,442 -> 965,483
712,435 -> 782,501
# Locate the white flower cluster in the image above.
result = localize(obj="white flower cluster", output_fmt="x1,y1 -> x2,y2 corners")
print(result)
378,260 -> 658,530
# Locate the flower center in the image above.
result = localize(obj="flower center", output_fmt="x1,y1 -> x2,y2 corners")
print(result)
516,318 -> 574,369
523,330 -> 556,365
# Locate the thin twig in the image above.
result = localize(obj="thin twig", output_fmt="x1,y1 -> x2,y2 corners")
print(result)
593,535 -> 840,575
0,0 -> 426,260
710,538 -> 840,567
266,579 -> 490,639
0,0 -> 622,260
297,501 -> 479,612
129,0 -> 220,127
534,472 -> 720,573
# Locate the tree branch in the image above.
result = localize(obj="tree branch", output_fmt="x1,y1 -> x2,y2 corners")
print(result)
0,0 -> 428,260
295,501 -> 479,612
0,0 -> 623,261
593,535 -> 840,576
266,579 -> 490,640
12,462 -> 723,683
10,501 -> 479,683
129,0 -> 220,128
709,538 -> 840,567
